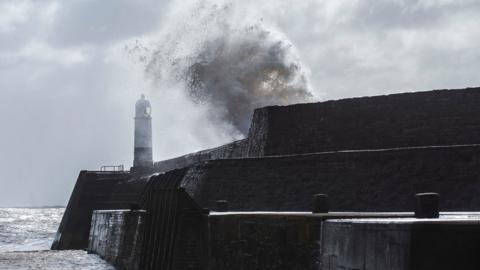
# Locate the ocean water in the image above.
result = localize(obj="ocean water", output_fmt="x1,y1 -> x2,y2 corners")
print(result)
0,208 -> 115,270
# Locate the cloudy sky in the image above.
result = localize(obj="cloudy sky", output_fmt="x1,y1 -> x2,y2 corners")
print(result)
1,0 -> 479,207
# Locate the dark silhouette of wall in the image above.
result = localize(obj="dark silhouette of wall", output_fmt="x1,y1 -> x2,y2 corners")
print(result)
51,171 -> 147,250
139,169 -> 209,270
154,87 -> 480,172
181,144 -> 480,212
153,140 -> 247,172
55,87 -> 480,258
208,214 -> 322,270
88,210 -> 145,270
247,87 -> 480,156
322,218 -> 480,270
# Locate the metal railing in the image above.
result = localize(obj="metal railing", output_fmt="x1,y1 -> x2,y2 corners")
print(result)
100,165 -> 125,172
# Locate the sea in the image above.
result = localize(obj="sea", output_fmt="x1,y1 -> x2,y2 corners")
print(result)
0,208 -> 116,270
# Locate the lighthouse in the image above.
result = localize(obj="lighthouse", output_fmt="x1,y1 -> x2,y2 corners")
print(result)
133,94 -> 153,169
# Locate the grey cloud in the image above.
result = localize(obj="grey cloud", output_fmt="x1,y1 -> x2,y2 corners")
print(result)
2,0 -> 480,206
355,2 -> 480,40
48,0 -> 171,46
261,0 -> 480,98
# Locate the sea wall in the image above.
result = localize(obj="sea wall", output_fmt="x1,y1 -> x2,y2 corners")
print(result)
208,213 -> 322,270
139,168 -> 209,270
153,140 -> 247,172
181,144 -> 480,212
85,208 -> 411,270
248,87 -> 480,156
322,220 -> 410,269
51,171 -> 148,250
321,217 -> 480,269
88,210 -> 145,270
153,87 -> 480,171
207,213 -> 414,270
85,209 -> 480,270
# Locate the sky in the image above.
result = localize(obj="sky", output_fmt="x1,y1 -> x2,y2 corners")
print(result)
1,0 -> 480,207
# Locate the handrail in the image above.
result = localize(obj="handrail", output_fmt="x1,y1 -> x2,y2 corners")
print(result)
100,165 -> 125,172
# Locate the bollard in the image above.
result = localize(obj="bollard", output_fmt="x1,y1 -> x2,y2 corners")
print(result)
313,194 -> 329,213
216,200 -> 229,212
415,192 -> 439,218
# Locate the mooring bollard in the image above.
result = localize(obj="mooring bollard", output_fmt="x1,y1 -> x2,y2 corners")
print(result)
415,192 -> 439,218
216,200 -> 229,212
313,194 -> 329,213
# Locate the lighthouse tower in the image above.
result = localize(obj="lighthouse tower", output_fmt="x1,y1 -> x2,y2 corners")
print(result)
133,94 -> 153,169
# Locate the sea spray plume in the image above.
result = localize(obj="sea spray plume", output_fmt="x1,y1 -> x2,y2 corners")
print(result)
131,3 -> 313,135
183,26 -> 312,133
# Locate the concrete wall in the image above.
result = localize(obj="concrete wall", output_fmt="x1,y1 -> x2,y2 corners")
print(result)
85,209 -> 480,270
88,210 -> 145,270
153,87 -> 480,171
139,168 -> 210,270
208,213 -> 322,270
321,221 -> 410,270
207,213 -> 412,270
181,144 -> 480,212
51,171 -> 148,250
153,140 -> 247,173
250,87 -> 480,156
321,217 -> 480,270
